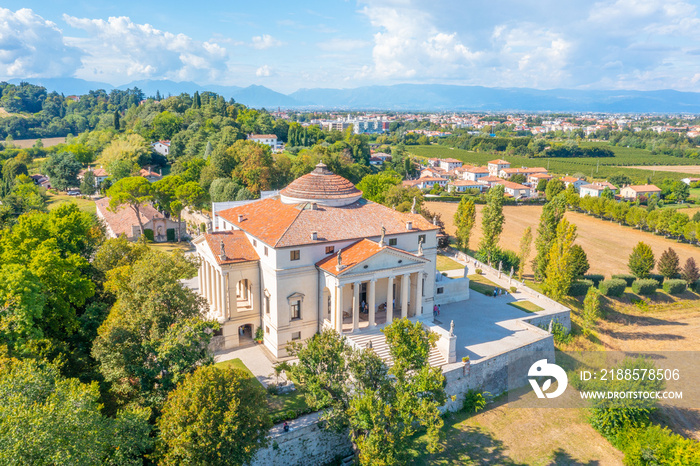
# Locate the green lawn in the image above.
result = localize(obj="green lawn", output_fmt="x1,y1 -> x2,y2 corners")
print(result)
436,255 -> 464,272
215,358 -> 312,421
507,300 -> 544,313
468,274 -> 502,295
46,192 -> 96,214
147,241 -> 194,253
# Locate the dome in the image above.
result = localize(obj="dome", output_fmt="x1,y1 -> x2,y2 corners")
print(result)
280,163 -> 362,207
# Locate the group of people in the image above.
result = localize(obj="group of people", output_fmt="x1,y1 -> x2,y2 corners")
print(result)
433,304 -> 441,318
492,287 -> 507,297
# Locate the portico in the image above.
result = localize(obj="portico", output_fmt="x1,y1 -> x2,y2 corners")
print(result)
318,239 -> 429,334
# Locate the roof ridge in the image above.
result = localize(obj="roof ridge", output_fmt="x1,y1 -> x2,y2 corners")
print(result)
274,202 -> 306,248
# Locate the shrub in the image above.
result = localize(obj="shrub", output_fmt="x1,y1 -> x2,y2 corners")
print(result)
615,424 -> 700,465
648,273 -> 664,285
200,222 -> 206,232
568,279 -> 594,296
509,286 -> 517,293
143,228 -> 154,241
612,274 -> 635,287
693,280 -> 700,293
461,390 -> 488,414
166,228 -> 176,241
631,278 -> 659,295
599,278 -> 626,297
475,268 -> 483,275
583,274 -> 605,286
662,279 -> 687,295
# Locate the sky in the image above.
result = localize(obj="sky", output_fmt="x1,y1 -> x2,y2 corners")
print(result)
2,0 -> 700,93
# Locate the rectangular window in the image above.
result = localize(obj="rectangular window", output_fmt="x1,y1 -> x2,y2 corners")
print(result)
418,234 -> 426,244
291,300 -> 301,320
325,246 -> 334,254
437,287 -> 444,294
253,239 -> 257,247
265,326 -> 270,334
265,295 -> 270,314
290,250 -> 300,261
389,238 -> 397,246
264,246 -> 268,256
292,331 -> 301,340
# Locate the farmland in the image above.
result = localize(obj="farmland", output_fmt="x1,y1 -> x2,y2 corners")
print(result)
7,136 -> 67,148
409,143 -> 697,183
629,164 -> 700,174
426,201 -> 700,277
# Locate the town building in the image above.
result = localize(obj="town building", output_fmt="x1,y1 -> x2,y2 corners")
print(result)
96,197 -> 184,242
579,182 -> 618,198
499,180 -> 532,199
248,134 -> 282,151
487,159 -> 510,177
561,176 -> 587,191
437,158 -> 463,171
77,167 -> 109,187
152,140 -> 170,157
139,167 -> 163,183
527,173 -> 552,185
620,184 -> 662,200
193,163 -> 450,357
447,180 -> 484,193
499,167 -> 547,179
463,166 -> 490,182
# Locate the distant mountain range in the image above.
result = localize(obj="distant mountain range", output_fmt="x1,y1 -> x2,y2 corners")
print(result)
9,77 -> 700,113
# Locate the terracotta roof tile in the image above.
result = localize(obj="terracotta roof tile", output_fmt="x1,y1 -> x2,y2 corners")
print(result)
627,184 -> 661,192
488,159 -> 510,164
280,163 -> 361,201
204,231 -> 259,265
316,239 -> 426,276
95,197 -> 163,237
217,197 -> 438,248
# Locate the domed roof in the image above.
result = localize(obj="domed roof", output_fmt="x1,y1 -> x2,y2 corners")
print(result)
280,163 -> 362,207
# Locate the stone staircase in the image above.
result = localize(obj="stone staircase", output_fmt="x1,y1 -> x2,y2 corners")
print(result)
345,328 -> 447,367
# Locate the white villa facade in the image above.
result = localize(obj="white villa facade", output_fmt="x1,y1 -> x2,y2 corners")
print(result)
193,163 -> 445,357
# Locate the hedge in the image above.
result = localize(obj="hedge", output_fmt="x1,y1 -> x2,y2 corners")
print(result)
648,273 -> 664,285
584,274 -> 605,286
693,280 -> 700,293
166,228 -> 176,242
612,274 -> 635,287
599,278 -> 626,297
632,278 -> 659,295
569,279 -> 594,296
143,228 -> 154,241
663,279 -> 687,295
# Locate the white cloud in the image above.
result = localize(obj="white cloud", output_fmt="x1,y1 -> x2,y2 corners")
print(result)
251,34 -> 282,49
256,65 -> 272,77
317,39 -> 370,52
63,14 -> 229,83
0,8 -> 82,79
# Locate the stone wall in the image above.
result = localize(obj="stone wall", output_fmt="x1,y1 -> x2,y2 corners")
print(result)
441,334 -> 555,412
433,275 -> 470,305
251,413 -> 352,466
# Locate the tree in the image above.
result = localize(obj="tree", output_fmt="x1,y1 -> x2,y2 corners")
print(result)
510,173 -> 527,184
454,197 -> 476,251
628,242 -> 655,278
536,178 -> 548,192
0,358 -> 152,465
156,365 -> 271,465
229,140 -> 273,193
542,218 -> 578,301
682,257 -> 700,284
581,287 -> 600,336
80,170 -> 96,195
107,177 -> 154,238
533,194 -> 566,280
384,185 -> 423,212
93,250 -> 217,409
356,172 -> 401,204
113,109 -> 121,131
289,322 -> 446,465
44,151 -> 82,191
209,178 -> 241,202
517,226 -> 533,281
478,184 -> 505,261
670,181 -> 690,202
570,244 -> 590,278
173,182 -> 206,241
608,174 -> 631,188
545,178 -> 565,201
657,248 -> 680,279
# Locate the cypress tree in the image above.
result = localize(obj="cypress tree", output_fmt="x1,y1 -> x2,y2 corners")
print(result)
658,248 -> 680,279
113,110 -> 120,131
533,194 -> 566,280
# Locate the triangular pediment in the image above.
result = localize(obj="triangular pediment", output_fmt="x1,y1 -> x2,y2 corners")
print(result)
341,247 -> 427,275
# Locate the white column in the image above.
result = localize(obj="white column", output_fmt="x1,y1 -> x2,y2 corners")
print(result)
386,276 -> 393,325
198,261 -> 204,297
413,272 -> 422,316
222,272 -> 229,319
207,263 -> 214,306
215,270 -> 222,315
401,273 -> 409,319
336,283 -> 344,333
352,281 -> 360,332
368,279 -> 376,328
330,285 -> 337,330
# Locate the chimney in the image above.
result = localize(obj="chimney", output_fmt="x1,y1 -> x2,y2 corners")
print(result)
310,202 -> 318,210
406,221 -> 413,230
311,231 -> 318,240
238,214 -> 243,222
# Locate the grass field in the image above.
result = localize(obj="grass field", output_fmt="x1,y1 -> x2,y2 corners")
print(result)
426,201 -> 700,278
147,241 -> 194,253
436,255 -> 463,271
409,144 -> 696,183
9,136 -> 67,148
468,274 -> 501,295
629,164 -> 700,174
46,193 -> 96,214
507,300 -> 544,313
